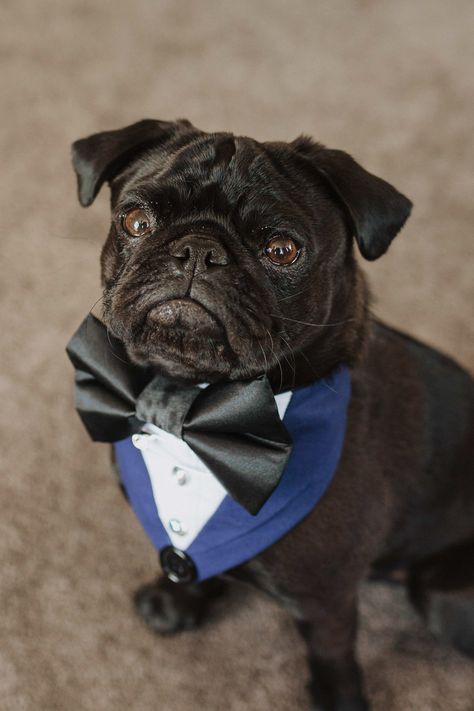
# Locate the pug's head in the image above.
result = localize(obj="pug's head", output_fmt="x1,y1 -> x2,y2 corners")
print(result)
72,119 -> 412,387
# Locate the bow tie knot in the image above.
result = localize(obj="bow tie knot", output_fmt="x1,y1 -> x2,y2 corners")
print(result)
136,377 -> 203,438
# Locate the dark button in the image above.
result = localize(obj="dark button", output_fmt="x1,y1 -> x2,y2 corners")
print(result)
160,546 -> 197,584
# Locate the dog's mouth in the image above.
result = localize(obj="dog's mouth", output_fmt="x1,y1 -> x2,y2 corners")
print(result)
145,298 -> 225,341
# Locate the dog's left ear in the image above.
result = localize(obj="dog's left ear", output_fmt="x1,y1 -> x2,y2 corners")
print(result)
291,138 -> 413,260
71,118 -> 193,207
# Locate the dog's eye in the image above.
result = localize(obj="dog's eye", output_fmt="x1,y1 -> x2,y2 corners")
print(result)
122,208 -> 153,237
264,236 -> 300,266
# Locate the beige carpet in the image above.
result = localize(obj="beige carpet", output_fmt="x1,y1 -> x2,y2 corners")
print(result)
1,1 -> 473,709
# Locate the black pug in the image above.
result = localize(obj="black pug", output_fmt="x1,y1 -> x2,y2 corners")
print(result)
70,119 -> 474,711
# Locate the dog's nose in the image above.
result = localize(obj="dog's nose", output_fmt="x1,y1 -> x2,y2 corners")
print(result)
169,236 -> 230,273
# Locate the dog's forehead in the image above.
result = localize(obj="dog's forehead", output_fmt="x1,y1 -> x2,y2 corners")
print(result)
166,132 -> 267,188
125,131 -> 282,199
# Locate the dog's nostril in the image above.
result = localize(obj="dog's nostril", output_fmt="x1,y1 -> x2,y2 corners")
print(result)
173,245 -> 191,261
205,250 -> 213,266
205,248 -> 227,267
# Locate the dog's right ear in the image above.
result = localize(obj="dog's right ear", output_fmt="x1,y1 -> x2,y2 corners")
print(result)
71,119 -> 193,207
290,136 -> 412,260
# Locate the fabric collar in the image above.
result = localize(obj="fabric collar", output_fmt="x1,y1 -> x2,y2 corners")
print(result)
114,365 -> 351,582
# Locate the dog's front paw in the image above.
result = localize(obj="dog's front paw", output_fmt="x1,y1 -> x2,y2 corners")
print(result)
311,698 -> 370,711
133,575 -> 226,635
134,579 -> 203,634
309,679 -> 370,711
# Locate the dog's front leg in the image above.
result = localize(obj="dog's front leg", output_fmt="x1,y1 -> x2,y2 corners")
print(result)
235,553 -> 369,711
295,593 -> 368,711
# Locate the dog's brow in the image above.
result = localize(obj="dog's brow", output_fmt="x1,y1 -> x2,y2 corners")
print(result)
233,138 -> 261,174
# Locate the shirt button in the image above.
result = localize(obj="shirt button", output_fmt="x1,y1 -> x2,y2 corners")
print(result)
132,434 -> 149,450
160,546 -> 197,584
171,466 -> 188,485
168,519 -> 188,536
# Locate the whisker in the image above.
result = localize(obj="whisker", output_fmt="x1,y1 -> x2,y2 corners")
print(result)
276,332 -> 296,387
277,332 -> 320,380
88,294 -> 105,316
270,314 -> 354,328
278,285 -> 315,301
256,338 -> 269,375
321,378 -> 338,394
105,328 -> 130,365
263,326 -> 283,391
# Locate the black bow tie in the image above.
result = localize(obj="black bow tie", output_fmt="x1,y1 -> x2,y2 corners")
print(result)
66,314 -> 293,515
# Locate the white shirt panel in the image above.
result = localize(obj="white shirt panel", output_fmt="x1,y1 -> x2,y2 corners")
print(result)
275,390 -> 292,420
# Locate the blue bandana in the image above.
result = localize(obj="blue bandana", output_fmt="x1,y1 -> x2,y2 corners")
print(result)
114,365 -> 351,583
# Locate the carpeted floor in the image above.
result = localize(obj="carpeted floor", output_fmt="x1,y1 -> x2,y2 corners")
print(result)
1,1 -> 473,709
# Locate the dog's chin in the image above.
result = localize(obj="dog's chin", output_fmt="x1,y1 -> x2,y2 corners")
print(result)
126,337 -> 234,383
